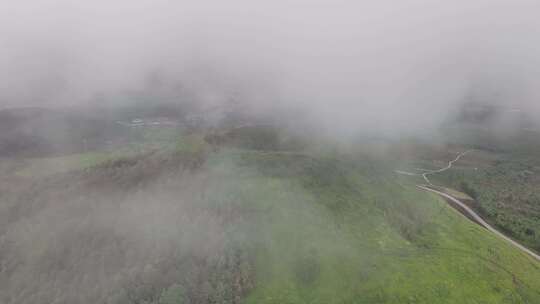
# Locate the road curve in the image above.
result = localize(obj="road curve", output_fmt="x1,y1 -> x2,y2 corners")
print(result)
418,185 -> 540,262
395,150 -> 473,186
396,150 -> 540,261
421,150 -> 473,186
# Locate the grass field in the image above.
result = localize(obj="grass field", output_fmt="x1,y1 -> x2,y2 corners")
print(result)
216,150 -> 540,304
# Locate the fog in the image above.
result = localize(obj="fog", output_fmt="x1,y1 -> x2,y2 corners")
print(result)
3,2 -> 540,303
0,152 -> 263,303
2,0 -> 540,134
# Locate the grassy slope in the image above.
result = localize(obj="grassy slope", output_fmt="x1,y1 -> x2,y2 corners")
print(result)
206,150 -> 540,303
2,130 -> 540,303
432,157 -> 540,253
395,126 -> 540,254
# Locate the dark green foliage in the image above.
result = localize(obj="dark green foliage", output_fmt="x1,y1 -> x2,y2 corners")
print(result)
221,126 -> 281,150
0,150 -> 255,304
299,158 -> 360,215
239,152 -> 361,215
381,197 -> 433,247
294,249 -> 321,285
459,181 -> 478,200
205,125 -> 308,152
434,155 -> 540,251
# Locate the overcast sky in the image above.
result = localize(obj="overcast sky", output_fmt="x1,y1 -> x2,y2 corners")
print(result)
2,0 -> 540,131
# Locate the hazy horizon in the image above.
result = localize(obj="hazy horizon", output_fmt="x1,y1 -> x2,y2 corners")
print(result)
2,0 -> 540,133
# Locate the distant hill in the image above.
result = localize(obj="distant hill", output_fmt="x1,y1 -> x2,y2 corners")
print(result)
0,107 -> 127,157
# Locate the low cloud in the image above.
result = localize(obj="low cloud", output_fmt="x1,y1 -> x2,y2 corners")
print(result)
2,0 -> 540,133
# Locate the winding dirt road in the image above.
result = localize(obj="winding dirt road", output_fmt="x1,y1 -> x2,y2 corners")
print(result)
394,150 -> 472,186
396,150 -> 540,262
419,185 -> 540,261
420,150 -> 472,186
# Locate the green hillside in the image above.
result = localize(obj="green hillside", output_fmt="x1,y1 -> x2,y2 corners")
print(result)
2,129 -> 540,303
229,150 -> 540,304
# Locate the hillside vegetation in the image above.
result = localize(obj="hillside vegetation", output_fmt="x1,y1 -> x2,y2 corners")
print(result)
432,152 -> 540,253
1,126 -> 540,303
393,122 -> 540,255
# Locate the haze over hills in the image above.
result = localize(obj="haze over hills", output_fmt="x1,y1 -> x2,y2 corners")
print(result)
3,0 -> 540,129
2,0 -> 540,303
0,101 -> 539,304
